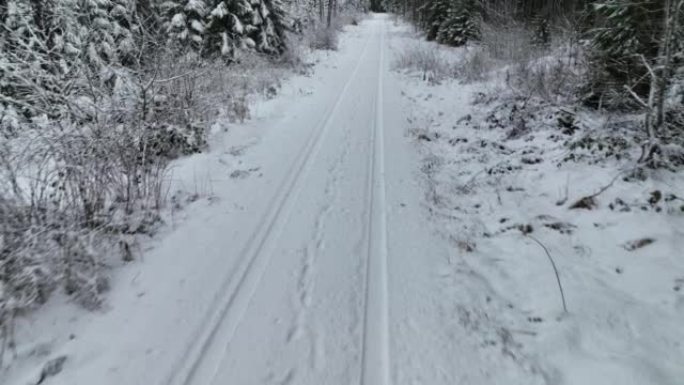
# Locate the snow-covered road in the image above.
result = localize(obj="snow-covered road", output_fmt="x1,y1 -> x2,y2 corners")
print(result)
167,16 -> 455,385
171,16 -> 395,385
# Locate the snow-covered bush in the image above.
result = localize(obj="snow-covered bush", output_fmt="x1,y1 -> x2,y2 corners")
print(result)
508,53 -> 584,104
0,124 -> 165,362
479,22 -> 536,64
0,2 -> 179,359
309,27 -> 339,50
0,0 -> 347,363
293,6 -> 365,53
469,17 -> 586,104
393,43 -> 456,84
336,10 -> 364,28
457,48 -> 494,82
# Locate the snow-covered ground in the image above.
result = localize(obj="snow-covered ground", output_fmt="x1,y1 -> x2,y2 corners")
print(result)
3,14 -> 683,385
390,19 -> 684,385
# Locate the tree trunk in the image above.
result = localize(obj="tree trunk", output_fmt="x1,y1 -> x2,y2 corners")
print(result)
655,0 -> 683,129
638,0 -> 683,165
327,0 -> 334,27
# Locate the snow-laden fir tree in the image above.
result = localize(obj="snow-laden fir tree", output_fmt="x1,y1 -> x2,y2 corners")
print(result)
0,1 -> 35,127
435,0 -> 480,47
259,0 -> 288,53
586,0 -> 665,107
0,0 -> 81,119
418,0 -> 451,41
206,0 -> 252,56
1,0 -> 146,122
79,0 -> 123,80
417,0 -> 481,46
161,0 -> 208,52
109,0 -> 138,65
206,0 -> 288,57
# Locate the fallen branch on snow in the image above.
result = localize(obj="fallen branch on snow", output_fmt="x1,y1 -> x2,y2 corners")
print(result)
568,170 -> 629,210
526,235 -> 568,313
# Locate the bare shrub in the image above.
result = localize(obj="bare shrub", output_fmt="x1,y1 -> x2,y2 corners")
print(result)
234,53 -> 286,98
0,38 -> 287,365
394,44 -> 456,84
480,22 -> 537,63
0,118 -> 167,314
279,33 -> 308,69
281,10 -> 365,69
507,54 -> 583,103
335,11 -> 365,28
309,27 -> 339,50
476,21 -> 585,103
458,48 -> 495,82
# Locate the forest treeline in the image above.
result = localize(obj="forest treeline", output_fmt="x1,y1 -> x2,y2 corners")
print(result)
387,0 -> 683,147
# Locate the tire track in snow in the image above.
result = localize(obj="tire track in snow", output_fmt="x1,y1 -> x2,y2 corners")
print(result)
360,22 -> 391,385
165,34 -> 374,385
283,113 -> 353,379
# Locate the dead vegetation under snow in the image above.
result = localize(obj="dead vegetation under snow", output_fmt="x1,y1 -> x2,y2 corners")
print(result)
0,13 -> 367,364
391,19 -> 684,383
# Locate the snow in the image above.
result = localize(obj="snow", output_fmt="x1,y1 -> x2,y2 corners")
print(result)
209,3 -> 228,19
171,13 -> 187,28
2,14 -> 683,385
190,19 -> 205,34
389,20 -> 684,385
232,14 -> 245,34
186,0 -> 206,13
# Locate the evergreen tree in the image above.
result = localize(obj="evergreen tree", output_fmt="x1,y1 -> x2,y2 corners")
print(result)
109,0 -> 138,65
0,0 -> 83,119
206,0 -> 287,57
80,0 -> 120,76
418,0 -> 450,41
1,0 -> 295,125
206,0 -> 251,56
261,0 -> 288,53
161,0 -> 208,52
435,0 -> 480,47
416,0 -> 481,46
587,0 -> 665,106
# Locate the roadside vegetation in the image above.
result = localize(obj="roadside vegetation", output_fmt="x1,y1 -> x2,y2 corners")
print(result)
392,0 -> 683,169
389,2 -> 684,381
0,0 -> 363,364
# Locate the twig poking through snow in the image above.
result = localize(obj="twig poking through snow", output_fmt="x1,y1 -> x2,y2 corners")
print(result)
36,356 -> 68,385
568,170 -> 629,210
555,174 -> 570,206
526,235 -> 568,314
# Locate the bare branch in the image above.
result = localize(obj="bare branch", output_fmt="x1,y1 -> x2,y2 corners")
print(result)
623,85 -> 650,109
526,235 -> 568,314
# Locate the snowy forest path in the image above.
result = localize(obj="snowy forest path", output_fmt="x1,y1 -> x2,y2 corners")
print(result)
169,16 -> 396,385
171,16 -> 452,385
164,20 -> 375,385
